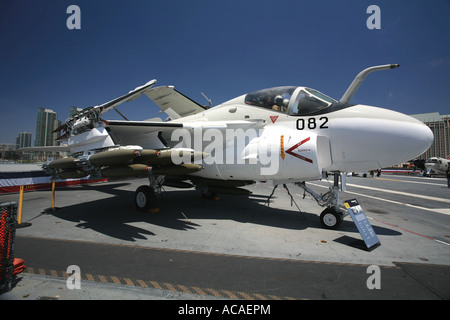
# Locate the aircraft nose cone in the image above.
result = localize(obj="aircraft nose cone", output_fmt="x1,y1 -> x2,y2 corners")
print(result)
329,105 -> 434,171
393,110 -> 433,153
365,107 -> 434,166
412,118 -> 434,152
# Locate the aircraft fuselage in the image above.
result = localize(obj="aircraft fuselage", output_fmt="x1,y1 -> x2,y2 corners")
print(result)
166,87 -> 433,183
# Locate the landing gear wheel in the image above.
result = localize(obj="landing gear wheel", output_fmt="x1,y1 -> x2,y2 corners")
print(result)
320,207 -> 343,230
134,185 -> 157,212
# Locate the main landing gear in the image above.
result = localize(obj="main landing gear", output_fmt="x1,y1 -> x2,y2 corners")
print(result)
134,185 -> 158,212
134,176 -> 163,213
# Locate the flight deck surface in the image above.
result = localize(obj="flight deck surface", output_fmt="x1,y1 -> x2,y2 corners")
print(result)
1,173 -> 449,300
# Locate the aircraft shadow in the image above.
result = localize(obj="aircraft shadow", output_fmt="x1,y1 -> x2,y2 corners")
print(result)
44,182 -> 401,242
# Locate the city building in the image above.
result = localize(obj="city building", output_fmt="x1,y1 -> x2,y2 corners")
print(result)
0,143 -> 19,161
16,132 -> 32,161
16,132 -> 32,149
411,112 -> 450,160
34,108 -> 61,160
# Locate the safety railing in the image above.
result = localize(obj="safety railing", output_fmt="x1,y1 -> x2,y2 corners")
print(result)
0,202 -> 17,293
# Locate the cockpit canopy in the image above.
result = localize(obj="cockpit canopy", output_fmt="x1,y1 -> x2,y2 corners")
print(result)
244,86 -> 338,116
426,157 -> 440,163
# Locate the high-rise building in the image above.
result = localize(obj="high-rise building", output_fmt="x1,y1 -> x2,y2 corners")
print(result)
16,132 -> 32,161
34,108 -> 61,160
16,132 -> 32,149
411,112 -> 450,160
35,108 -> 60,147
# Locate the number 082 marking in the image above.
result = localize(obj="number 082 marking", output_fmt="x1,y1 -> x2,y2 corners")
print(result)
296,117 -> 329,130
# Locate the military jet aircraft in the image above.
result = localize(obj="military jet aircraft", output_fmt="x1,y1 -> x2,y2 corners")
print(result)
30,64 -> 433,229
424,157 -> 449,175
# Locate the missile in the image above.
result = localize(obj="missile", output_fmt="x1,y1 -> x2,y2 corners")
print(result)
133,149 -> 159,163
152,164 -> 203,175
49,157 -> 77,170
136,149 -> 208,165
59,170 -> 89,179
90,149 -> 141,166
101,164 -> 150,178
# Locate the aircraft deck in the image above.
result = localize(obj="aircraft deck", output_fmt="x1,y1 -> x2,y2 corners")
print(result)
1,173 -> 449,300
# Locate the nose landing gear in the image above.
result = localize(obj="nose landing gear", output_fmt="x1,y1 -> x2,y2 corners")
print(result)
296,172 -> 347,229
319,207 -> 344,229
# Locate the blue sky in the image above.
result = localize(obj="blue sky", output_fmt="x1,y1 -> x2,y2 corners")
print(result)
1,0 -> 449,144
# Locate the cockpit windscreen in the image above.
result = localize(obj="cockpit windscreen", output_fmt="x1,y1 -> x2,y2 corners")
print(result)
244,86 -> 338,116
244,86 -> 297,113
291,88 -> 337,116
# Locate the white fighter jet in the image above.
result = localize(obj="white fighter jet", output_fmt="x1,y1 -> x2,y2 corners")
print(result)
424,157 -> 449,175
32,64 -> 433,229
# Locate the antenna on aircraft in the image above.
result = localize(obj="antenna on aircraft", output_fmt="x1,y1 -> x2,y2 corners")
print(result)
340,64 -> 400,104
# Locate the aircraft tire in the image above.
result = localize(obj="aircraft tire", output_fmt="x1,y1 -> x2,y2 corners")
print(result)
320,207 -> 343,230
134,185 -> 156,212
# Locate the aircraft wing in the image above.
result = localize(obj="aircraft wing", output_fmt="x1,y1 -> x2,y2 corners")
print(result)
106,119 -> 265,149
54,79 -> 158,136
96,79 -> 157,116
106,120 -> 182,149
144,86 -> 207,119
